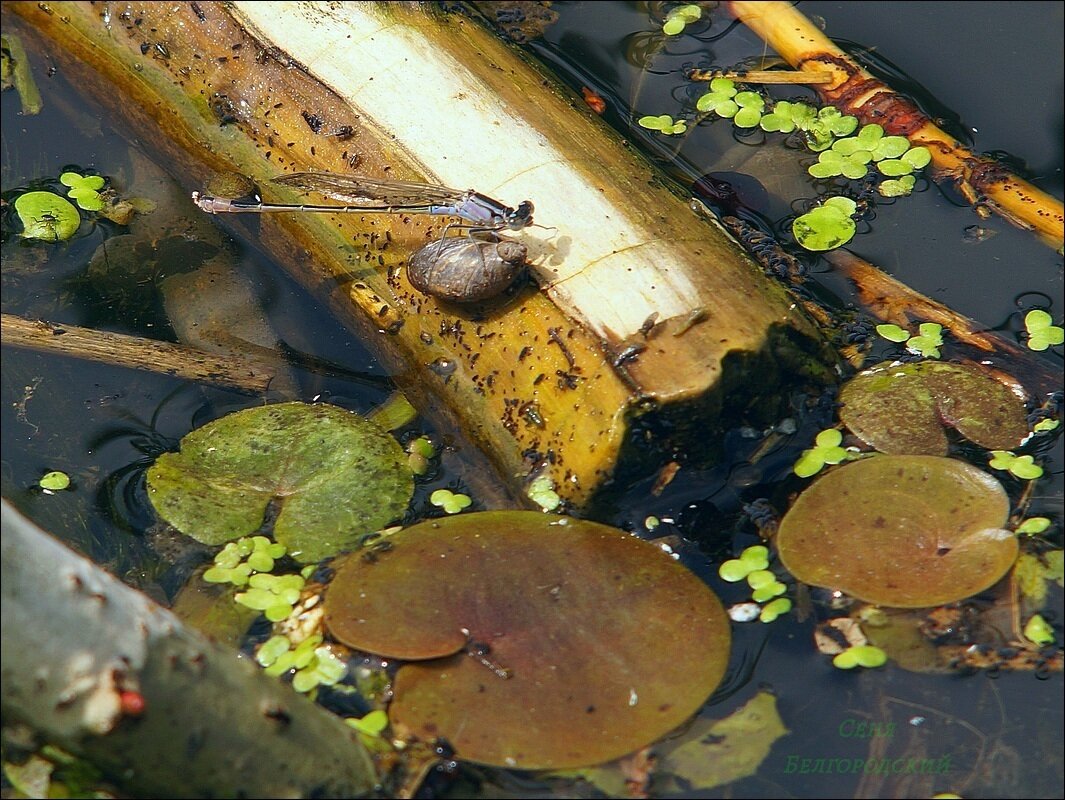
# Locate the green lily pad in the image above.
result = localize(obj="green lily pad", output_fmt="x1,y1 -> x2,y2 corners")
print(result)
13,191 -> 81,241
324,511 -> 731,769
776,455 -> 1017,608
147,402 -> 412,563
839,360 -> 1028,455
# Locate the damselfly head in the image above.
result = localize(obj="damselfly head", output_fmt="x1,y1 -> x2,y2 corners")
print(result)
506,200 -> 535,231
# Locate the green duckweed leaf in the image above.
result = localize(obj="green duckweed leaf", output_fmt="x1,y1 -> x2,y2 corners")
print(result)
777,455 -> 1017,608
759,597 -> 792,623
39,471 -> 71,491
793,427 -> 852,477
833,644 -> 887,669
876,324 -> 911,343
879,175 -> 916,197
147,402 -> 413,563
808,149 -> 871,180
324,511 -> 731,770
429,488 -> 472,514
1023,614 -> 1055,646
14,191 -> 81,241
988,451 -> 1043,480
59,171 -> 106,211
1016,517 -> 1051,536
346,709 -> 389,737
903,146 -> 931,169
733,92 -> 765,128
527,474 -> 562,511
662,3 -> 702,35
637,114 -> 688,135
1024,310 -> 1064,351
696,77 -> 739,116
718,545 -> 769,581
792,201 -> 856,251
759,100 -> 816,133
839,360 -> 1029,455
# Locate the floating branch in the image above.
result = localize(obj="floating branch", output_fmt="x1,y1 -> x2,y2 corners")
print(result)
727,0 -> 1065,250
1,313 -> 279,394
687,68 -> 834,85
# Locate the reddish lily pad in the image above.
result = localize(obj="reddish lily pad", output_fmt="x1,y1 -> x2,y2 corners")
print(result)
324,512 -> 731,769
776,455 -> 1017,608
147,402 -> 412,563
839,361 -> 1028,455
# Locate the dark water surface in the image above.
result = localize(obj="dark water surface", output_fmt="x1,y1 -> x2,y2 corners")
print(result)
2,2 -> 1062,798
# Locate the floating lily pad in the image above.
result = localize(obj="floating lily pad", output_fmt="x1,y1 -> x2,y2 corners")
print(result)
839,361 -> 1028,455
776,455 -> 1017,607
14,191 -> 81,240
147,402 -> 412,563
324,511 -> 731,769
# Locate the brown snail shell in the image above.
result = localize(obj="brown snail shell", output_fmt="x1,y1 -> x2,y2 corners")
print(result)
407,237 -> 527,303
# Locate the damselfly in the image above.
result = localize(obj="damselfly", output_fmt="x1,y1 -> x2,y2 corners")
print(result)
192,171 -> 535,233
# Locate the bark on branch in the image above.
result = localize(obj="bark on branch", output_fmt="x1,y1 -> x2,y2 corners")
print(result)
0,500 -> 376,799
727,0 -> 1065,250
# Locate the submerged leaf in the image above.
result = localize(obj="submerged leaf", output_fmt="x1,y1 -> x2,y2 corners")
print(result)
147,402 -> 412,562
656,692 -> 788,791
776,455 -> 1017,607
324,511 -> 731,769
839,361 -> 1028,455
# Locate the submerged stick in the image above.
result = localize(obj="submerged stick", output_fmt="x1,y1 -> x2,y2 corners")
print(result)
727,0 -> 1065,250
1,313 -> 279,394
824,249 -> 1061,397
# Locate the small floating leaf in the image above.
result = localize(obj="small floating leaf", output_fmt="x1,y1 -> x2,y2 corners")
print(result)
429,488 -> 471,514
878,175 -> 916,197
833,644 -> 887,669
13,191 -> 80,241
759,597 -> 792,623
147,402 -> 413,563
792,198 -> 857,251
38,471 -> 71,491
1016,517 -> 1051,536
875,324 -> 910,343
1024,310 -> 1064,351
1023,614 -> 1055,646
988,450 -> 1043,480
324,511 -> 731,769
637,114 -> 687,135
777,455 -> 1017,608
839,361 -> 1028,455
59,171 -> 106,211
662,3 -> 702,35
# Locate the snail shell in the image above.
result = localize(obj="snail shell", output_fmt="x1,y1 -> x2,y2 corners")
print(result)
407,237 -> 527,303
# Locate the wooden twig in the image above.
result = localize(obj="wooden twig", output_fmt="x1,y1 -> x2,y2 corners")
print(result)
727,1 -> 1065,250
823,250 -> 1062,397
1,313 -> 279,394
687,68 -> 834,84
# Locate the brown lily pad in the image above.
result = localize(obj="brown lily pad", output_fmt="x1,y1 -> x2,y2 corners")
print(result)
838,360 -> 1028,455
776,455 -> 1017,608
324,511 -> 731,769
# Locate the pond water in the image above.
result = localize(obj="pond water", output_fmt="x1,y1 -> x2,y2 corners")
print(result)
1,2 -> 1062,798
